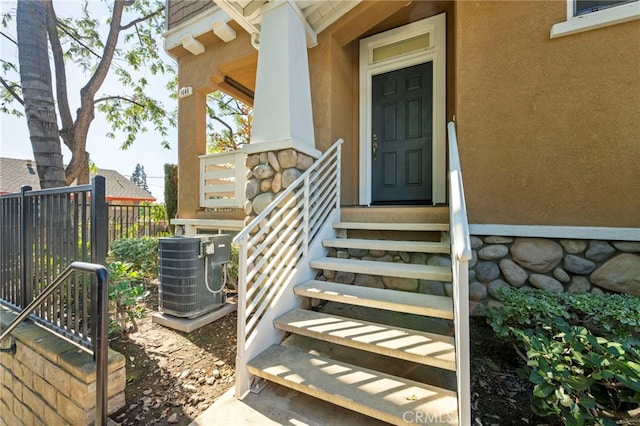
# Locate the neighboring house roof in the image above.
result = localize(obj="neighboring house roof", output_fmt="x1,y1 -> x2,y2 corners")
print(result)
0,157 -> 156,203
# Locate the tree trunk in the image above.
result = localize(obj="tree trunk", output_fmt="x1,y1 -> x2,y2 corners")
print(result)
17,0 -> 66,189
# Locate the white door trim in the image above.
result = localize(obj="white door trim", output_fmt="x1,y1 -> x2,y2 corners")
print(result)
359,13 -> 446,205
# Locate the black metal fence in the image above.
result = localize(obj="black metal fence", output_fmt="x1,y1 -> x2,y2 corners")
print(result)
0,177 -> 107,349
107,203 -> 169,244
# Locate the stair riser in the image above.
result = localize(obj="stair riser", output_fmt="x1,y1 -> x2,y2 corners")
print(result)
339,229 -> 446,243
323,239 -> 450,254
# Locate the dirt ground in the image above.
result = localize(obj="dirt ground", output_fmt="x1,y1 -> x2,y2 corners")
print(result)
109,281 -> 237,426
109,281 -> 561,426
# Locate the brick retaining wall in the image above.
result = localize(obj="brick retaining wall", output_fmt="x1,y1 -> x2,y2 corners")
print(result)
0,308 -> 125,426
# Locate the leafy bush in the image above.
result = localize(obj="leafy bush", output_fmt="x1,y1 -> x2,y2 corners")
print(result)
107,261 -> 149,337
108,237 -> 158,277
487,287 -> 640,425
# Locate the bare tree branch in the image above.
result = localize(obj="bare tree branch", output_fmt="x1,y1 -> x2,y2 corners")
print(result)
1,31 -> 17,45
0,75 -> 23,104
56,19 -> 101,59
94,95 -> 144,107
211,116 -> 234,136
120,7 -> 163,31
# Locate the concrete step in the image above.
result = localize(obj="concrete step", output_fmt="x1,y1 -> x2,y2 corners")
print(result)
282,334 -> 458,391
334,222 -> 449,232
275,309 -> 456,371
310,257 -> 452,282
247,345 -> 458,426
341,206 -> 449,224
295,281 -> 454,320
323,238 -> 450,254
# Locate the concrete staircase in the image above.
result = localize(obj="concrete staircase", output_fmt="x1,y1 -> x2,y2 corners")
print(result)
246,208 -> 459,425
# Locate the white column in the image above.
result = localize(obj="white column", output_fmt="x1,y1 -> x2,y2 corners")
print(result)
245,1 -> 320,158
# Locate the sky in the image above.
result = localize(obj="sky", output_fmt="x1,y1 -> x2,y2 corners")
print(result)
0,0 -> 178,203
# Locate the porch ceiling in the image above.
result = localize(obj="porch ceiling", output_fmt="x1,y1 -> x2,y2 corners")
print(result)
215,0 -> 362,46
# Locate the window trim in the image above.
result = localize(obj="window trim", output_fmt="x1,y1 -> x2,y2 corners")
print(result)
550,0 -> 640,38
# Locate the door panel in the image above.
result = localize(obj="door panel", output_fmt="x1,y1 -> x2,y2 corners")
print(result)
371,62 -> 433,204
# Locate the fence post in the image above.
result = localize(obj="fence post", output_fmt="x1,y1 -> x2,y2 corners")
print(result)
90,176 -> 108,352
91,176 -> 108,267
20,186 -> 32,309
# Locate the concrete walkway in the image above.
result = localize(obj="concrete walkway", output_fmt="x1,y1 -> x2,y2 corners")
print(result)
190,382 -> 388,426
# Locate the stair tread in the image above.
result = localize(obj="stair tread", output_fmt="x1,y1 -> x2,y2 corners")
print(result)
323,238 -> 450,254
275,309 -> 456,371
334,222 -> 449,231
310,257 -> 452,281
295,281 -> 454,320
248,345 -> 458,425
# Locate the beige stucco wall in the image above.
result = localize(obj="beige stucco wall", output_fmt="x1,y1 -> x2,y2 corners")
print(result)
455,1 -> 640,228
170,1 -> 639,228
308,0 -> 456,205
173,27 -> 256,219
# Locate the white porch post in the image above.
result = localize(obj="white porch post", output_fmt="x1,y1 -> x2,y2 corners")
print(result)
245,1 -> 320,159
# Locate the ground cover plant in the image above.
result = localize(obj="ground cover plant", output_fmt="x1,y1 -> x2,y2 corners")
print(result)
487,287 -> 640,425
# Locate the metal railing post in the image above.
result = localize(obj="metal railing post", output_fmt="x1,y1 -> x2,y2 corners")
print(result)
303,176 -> 310,258
336,143 -> 342,209
94,265 -> 109,426
20,186 -> 32,309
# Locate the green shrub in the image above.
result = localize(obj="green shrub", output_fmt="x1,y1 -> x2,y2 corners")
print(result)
108,237 -> 158,277
107,261 -> 149,337
487,287 -> 640,425
164,163 -> 178,231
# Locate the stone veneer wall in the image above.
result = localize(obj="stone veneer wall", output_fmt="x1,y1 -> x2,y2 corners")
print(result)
0,308 -> 125,425
243,148 -> 315,224
318,236 -> 640,315
467,237 -> 640,314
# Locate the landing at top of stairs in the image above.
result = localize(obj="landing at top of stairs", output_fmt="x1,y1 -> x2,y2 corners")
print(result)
334,222 -> 449,232
341,206 -> 449,224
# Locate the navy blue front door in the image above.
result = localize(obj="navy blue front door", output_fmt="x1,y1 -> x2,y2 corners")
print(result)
371,62 -> 433,204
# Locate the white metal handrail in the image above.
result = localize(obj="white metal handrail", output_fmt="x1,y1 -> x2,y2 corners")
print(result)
233,139 -> 343,397
199,150 -> 246,208
447,121 -> 471,426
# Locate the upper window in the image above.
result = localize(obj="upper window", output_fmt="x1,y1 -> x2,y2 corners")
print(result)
576,0 -> 635,15
551,0 -> 640,38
